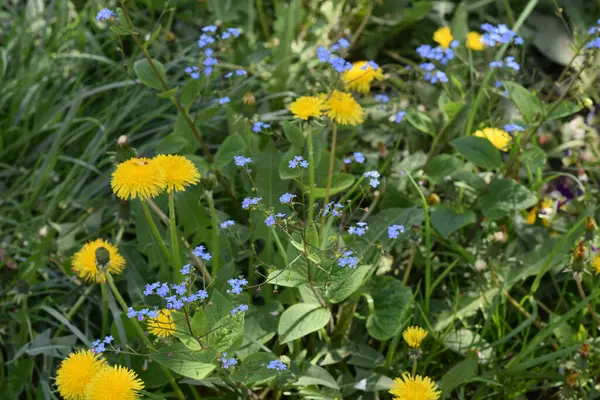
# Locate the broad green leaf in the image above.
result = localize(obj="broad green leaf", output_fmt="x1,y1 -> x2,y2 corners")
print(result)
519,145 -> 547,170
143,26 -> 162,50
503,81 -> 543,123
152,343 -> 216,379
278,303 -> 329,343
156,134 -> 189,154
444,329 -> 492,363
207,312 -> 245,353
431,205 -> 476,238
479,178 -> 537,220
365,276 -> 412,340
439,353 -> 478,393
406,109 -> 435,136
231,353 -> 285,386
427,154 -> 463,184
214,133 -> 246,169
133,58 -> 167,90
451,136 -> 502,169
283,121 -> 305,148
544,101 -> 581,120
180,78 -> 203,111
303,173 -> 355,198
237,301 -> 283,359
293,362 -> 339,389
326,264 -> 373,303
450,2 -> 468,40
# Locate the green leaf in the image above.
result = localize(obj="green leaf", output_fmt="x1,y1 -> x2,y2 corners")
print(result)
133,58 -> 167,90
279,146 -> 303,180
293,362 -> 339,389
365,276 -> 412,340
431,205 -> 476,238
406,109 -> 436,136
479,178 -> 538,220
152,343 -> 216,379
326,264 -> 373,303
143,26 -> 162,50
439,353 -> 478,393
180,78 -> 203,112
278,303 -> 329,343
156,134 -> 189,154
519,145 -> 547,170
503,81 -> 543,123
157,87 -> 178,99
450,2 -> 468,41
283,121 -> 305,148
544,101 -> 582,120
237,301 -> 283,359
427,154 -> 463,184
451,136 -> 502,169
214,133 -> 246,169
207,312 -> 245,353
302,173 -> 355,198
231,353 -> 285,386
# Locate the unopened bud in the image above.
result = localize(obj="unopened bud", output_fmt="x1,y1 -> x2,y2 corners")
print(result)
95,247 -> 111,267
243,92 -> 256,105
38,225 -> 49,238
567,371 -> 579,388
426,193 -> 440,206
580,343 -> 591,358
573,240 -> 586,261
585,216 -> 596,232
166,31 -> 176,42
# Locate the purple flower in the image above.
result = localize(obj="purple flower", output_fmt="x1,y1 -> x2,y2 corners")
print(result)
217,96 -> 231,105
184,66 -> 200,79
280,193 -> 296,204
180,264 -> 192,275
289,155 -> 309,168
338,250 -> 359,268
234,155 -> 252,167
231,304 -> 249,315
193,245 -> 212,261
504,124 -> 524,133
220,220 -> 235,228
388,224 -> 405,239
172,283 -> 187,295
348,222 -> 368,237
202,25 -> 217,33
354,152 -> 365,163
198,34 -> 215,48
242,197 -> 262,209
364,170 -> 380,188
221,352 -> 238,369
266,360 -> 288,371
323,202 -> 343,217
375,94 -> 390,103
265,215 -> 276,227
227,278 -> 248,295
337,38 -> 350,49
394,111 -> 406,124
156,283 -> 170,297
252,121 -> 271,132
96,8 -> 117,21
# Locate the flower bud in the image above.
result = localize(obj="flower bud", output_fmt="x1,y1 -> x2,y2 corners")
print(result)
426,193 -> 440,206
95,247 -> 111,267
243,92 -> 256,105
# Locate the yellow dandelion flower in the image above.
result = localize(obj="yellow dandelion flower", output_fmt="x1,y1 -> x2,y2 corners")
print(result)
56,350 -> 106,400
402,326 -> 428,349
321,90 -> 365,126
466,32 -> 484,51
389,373 -> 441,400
526,205 -> 538,225
288,96 -> 323,120
473,127 -> 512,152
152,154 -> 200,192
342,61 -> 384,93
147,309 -> 176,337
84,365 -> 144,400
592,255 -> 600,274
71,239 -> 126,283
111,157 -> 167,200
433,26 -> 454,49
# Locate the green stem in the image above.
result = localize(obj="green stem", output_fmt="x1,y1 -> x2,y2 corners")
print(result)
100,283 -> 109,337
169,191 -> 183,281
323,124 -> 337,208
106,272 -> 185,400
307,125 -> 317,223
255,0 -> 270,39
207,192 -> 220,278
141,200 -> 173,266
411,358 -> 418,376
54,285 -> 95,337
406,172 -> 432,314
385,329 -> 403,368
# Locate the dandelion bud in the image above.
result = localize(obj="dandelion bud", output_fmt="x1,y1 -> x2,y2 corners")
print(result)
566,371 -> 579,388
166,31 -> 176,42
426,193 -> 440,206
201,174 -> 218,191
585,216 -> 596,232
243,91 -> 256,105
95,247 -> 111,267
573,240 -> 586,261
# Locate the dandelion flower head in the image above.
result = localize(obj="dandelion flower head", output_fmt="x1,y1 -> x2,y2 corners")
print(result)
466,32 -> 484,51
152,154 -> 200,192
321,90 -> 365,126
71,239 -> 126,283
433,26 -> 454,49
84,365 -> 144,400
389,373 -> 441,400
342,61 -> 384,93
111,157 -> 167,200
147,309 -> 176,338
288,96 -> 323,120
473,127 -> 512,152
56,349 -> 106,400
403,325 -> 428,348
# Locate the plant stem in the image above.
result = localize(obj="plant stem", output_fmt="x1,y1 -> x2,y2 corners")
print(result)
106,272 -> 185,400
323,124 -> 337,209
402,246 -> 416,285
206,191 -> 220,278
54,285 -> 95,337
101,283 -> 109,336
169,191 -> 182,281
406,172 -> 432,314
307,126 -> 317,223
574,274 -> 600,328
141,200 -> 173,266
